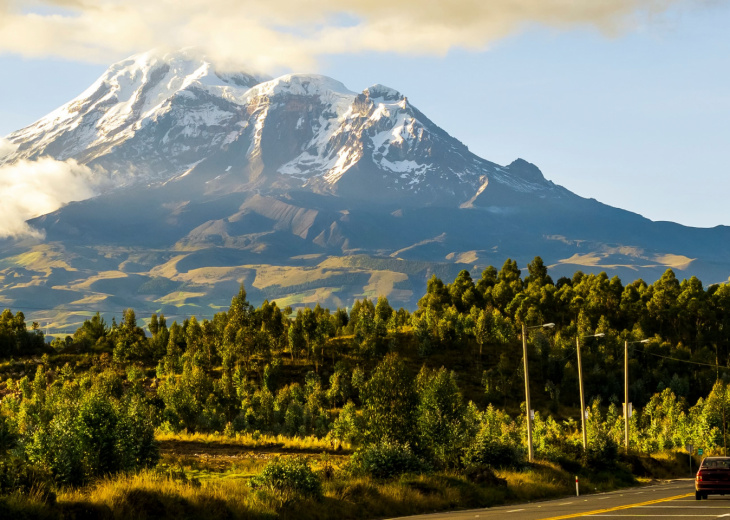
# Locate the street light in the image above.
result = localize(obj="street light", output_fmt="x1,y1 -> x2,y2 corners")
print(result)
576,332 -> 604,450
624,339 -> 649,453
522,322 -> 555,462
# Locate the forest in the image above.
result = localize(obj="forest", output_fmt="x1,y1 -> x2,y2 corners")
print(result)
1,256 -> 729,519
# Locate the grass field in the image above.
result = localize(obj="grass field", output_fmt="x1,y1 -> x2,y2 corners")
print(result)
0,437 -> 694,520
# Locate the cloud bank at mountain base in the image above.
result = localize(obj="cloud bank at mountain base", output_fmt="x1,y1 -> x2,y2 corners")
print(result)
0,155 -> 101,238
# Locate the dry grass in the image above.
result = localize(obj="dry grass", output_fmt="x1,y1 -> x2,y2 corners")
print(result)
44,466 -> 506,520
58,470 -> 272,519
156,430 -> 350,453
2,451 -> 691,520
498,461 -> 574,501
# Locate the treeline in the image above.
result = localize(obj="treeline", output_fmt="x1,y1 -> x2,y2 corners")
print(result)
13,256 -> 730,409
2,257 -> 730,492
0,309 -> 45,358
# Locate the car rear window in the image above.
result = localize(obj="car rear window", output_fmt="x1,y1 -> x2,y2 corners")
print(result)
702,459 -> 730,469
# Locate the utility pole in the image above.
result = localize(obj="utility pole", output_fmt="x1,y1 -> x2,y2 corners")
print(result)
624,339 -> 648,453
577,336 -> 587,450
522,322 -> 555,463
722,382 -> 727,457
625,339 -> 629,453
577,332 -> 605,451
522,323 -> 534,463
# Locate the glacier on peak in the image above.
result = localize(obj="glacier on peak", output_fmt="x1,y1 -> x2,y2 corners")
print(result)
2,49 -> 563,209
247,74 -> 354,99
364,84 -> 404,102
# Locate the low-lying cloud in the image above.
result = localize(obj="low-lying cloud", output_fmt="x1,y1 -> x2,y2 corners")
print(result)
0,137 -> 18,160
0,0 -> 700,72
0,157 -> 101,238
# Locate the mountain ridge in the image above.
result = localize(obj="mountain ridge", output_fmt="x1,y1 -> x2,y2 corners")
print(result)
2,49 -> 561,207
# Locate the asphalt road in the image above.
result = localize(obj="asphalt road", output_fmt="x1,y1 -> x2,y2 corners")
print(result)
388,479 -> 730,520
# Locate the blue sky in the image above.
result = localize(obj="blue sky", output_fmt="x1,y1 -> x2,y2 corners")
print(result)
1,1 -> 728,228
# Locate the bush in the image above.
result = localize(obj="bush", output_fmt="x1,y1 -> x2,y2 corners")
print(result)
462,464 -> 508,486
249,457 -> 322,500
349,441 -> 427,479
0,414 -> 18,456
23,385 -> 159,486
462,432 -> 523,470
0,457 -> 56,504
328,401 -> 362,445
583,435 -> 618,471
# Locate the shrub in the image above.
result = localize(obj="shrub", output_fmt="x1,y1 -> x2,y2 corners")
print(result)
0,414 -> 18,456
462,464 -> 508,486
462,431 -> 523,470
0,457 -> 56,503
23,382 -> 159,486
349,441 -> 427,479
249,457 -> 322,500
328,401 -> 362,445
583,435 -> 619,470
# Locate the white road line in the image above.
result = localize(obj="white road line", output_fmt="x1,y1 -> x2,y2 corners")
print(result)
637,506 -> 730,508
558,502 -> 574,505
505,509 -> 524,513
674,500 -> 729,503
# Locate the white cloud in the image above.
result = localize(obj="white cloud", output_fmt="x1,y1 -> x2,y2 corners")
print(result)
0,0 -> 700,72
0,157 -> 103,238
0,138 -> 18,160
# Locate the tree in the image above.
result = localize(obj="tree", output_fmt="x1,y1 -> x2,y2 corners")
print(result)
416,367 -> 466,468
417,275 -> 451,315
73,312 -> 110,351
288,316 -> 306,361
0,309 -> 44,358
327,362 -> 352,408
647,269 -> 681,338
449,270 -> 478,312
474,308 -> 491,360
493,259 -> 523,312
361,354 -> 418,447
113,309 -> 147,362
525,256 -> 552,288
476,266 -> 498,304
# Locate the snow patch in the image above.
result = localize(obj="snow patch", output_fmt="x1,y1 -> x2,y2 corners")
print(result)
366,84 -> 403,102
379,159 -> 429,173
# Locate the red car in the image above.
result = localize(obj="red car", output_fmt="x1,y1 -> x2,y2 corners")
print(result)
696,457 -> 730,499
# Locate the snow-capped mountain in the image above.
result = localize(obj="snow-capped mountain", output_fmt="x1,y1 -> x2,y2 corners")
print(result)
4,50 -> 269,185
3,50 -> 565,206
4,49 -> 730,328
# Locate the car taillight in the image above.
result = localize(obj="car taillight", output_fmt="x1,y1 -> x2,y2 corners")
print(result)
696,472 -> 703,482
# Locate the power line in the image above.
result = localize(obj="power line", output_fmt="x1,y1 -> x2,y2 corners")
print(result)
633,345 -> 730,371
